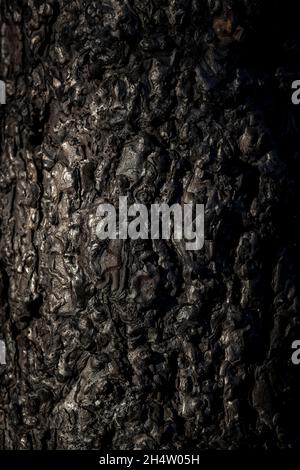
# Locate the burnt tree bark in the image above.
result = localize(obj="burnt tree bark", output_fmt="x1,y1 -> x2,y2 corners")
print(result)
1,0 -> 300,449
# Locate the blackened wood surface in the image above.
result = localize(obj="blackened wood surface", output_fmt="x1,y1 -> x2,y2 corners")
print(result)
1,0 -> 300,449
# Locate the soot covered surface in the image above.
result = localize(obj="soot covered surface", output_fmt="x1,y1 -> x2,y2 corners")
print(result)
1,0 -> 300,449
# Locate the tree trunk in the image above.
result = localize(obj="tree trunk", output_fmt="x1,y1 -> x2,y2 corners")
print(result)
1,0 -> 300,449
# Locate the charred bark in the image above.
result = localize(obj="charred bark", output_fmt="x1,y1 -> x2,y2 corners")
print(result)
1,0 -> 300,449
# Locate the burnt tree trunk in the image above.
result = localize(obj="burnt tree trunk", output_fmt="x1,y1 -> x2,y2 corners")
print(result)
1,0 -> 300,449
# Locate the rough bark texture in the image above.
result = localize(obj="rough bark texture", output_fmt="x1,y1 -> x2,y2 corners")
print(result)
1,0 -> 300,450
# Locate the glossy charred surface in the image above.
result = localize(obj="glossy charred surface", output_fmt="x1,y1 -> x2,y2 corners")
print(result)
1,0 -> 300,449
